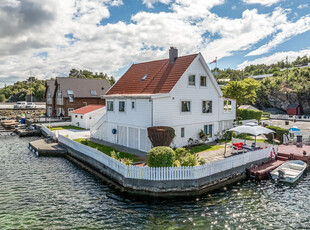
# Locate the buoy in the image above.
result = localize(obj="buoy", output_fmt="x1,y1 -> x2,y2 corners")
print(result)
35,151 -> 39,157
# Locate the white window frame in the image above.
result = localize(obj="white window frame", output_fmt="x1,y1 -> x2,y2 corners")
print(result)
181,100 -> 191,113
188,74 -> 196,86
200,75 -> 207,87
68,94 -> 74,103
224,100 -> 232,113
119,101 -> 126,112
131,100 -> 135,110
181,127 -> 185,138
204,124 -> 213,138
202,100 -> 212,114
107,100 -> 114,112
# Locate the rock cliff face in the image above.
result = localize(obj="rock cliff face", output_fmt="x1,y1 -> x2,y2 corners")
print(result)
258,92 -> 310,114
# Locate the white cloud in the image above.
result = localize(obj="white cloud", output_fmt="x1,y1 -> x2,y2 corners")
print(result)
242,0 -> 282,7
238,48 -> 310,69
0,0 -> 308,88
297,4 -> 308,9
142,0 -> 172,8
246,14 -> 310,56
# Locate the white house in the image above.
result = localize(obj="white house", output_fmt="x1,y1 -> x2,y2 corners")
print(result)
71,105 -> 106,129
91,47 -> 236,152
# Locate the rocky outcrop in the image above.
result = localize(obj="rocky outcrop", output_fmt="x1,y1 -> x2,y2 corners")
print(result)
258,91 -> 310,114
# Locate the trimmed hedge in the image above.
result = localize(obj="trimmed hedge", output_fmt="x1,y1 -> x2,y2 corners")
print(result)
265,126 -> 289,143
147,146 -> 175,167
237,109 -> 263,122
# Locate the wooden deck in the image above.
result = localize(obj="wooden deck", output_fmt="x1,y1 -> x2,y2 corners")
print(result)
29,139 -> 67,157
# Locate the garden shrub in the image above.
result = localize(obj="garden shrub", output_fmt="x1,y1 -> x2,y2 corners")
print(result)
173,160 -> 181,167
121,158 -> 133,166
180,153 -> 198,166
111,150 -> 121,160
147,146 -> 175,167
265,126 -> 289,143
198,158 -> 207,165
237,109 -> 263,122
174,148 -> 187,160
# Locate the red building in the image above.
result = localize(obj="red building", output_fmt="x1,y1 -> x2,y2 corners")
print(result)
286,103 -> 302,115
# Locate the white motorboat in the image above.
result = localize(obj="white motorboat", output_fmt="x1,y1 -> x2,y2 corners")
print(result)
270,160 -> 307,183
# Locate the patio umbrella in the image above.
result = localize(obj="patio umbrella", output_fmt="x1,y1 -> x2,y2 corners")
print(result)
228,123 -> 275,136
224,123 -> 275,156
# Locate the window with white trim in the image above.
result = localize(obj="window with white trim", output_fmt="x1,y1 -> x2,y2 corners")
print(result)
224,100 -> 232,112
107,101 -> 114,111
200,76 -> 207,86
131,101 -> 135,109
119,101 -> 125,112
188,75 -> 195,86
181,128 -> 185,138
202,101 -> 212,113
204,124 -> 213,137
181,101 -> 191,112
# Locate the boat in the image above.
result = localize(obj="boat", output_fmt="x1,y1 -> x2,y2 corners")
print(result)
270,160 -> 307,183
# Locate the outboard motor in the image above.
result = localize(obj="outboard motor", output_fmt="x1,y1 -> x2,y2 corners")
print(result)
278,169 -> 285,180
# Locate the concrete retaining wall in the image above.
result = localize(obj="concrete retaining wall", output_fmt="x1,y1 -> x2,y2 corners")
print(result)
61,142 -> 270,196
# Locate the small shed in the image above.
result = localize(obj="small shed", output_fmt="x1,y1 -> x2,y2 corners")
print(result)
71,105 -> 105,129
286,103 -> 302,116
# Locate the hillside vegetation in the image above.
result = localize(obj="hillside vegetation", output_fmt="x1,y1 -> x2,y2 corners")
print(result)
0,69 -> 115,102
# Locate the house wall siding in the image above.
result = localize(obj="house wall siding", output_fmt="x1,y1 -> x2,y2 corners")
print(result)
152,56 -> 235,147
105,99 -> 152,127
72,108 -> 106,129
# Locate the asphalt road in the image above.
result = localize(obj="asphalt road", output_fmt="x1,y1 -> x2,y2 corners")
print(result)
0,102 -> 46,109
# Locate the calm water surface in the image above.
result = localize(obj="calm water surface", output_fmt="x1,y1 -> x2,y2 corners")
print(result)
0,134 -> 310,229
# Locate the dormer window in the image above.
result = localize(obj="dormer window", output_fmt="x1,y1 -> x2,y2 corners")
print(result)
67,90 -> 74,95
67,90 -> 74,102
141,74 -> 148,81
188,75 -> 195,86
91,90 -> 97,96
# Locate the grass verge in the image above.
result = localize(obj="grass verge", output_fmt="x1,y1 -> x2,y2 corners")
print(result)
48,125 -> 85,131
189,144 -> 224,154
74,138 -> 143,162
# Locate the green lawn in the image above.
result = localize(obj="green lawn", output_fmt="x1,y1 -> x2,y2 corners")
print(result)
48,125 -> 85,131
74,138 -> 144,162
188,144 -> 224,154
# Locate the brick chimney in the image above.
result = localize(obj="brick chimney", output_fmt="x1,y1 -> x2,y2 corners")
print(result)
169,47 -> 178,63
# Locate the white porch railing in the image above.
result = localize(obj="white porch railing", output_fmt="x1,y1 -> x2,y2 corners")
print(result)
270,114 -> 310,121
59,135 -> 276,181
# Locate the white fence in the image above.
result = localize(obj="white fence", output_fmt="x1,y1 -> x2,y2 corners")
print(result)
59,135 -> 276,181
41,122 -> 72,140
270,114 -> 310,121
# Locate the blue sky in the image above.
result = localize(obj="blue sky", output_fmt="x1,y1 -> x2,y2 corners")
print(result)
0,0 -> 309,87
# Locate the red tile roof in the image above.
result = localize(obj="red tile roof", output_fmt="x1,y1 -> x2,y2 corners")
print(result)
107,53 -> 198,95
71,105 -> 105,115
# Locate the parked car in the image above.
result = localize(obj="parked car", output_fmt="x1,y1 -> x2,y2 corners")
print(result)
25,102 -> 36,109
13,101 -> 27,109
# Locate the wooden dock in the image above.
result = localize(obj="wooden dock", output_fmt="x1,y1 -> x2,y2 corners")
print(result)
247,145 -> 310,180
28,139 -> 67,157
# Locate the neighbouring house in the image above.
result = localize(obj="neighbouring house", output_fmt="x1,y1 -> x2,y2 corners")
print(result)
286,103 -> 303,116
51,77 -> 111,117
45,80 -> 56,117
238,105 -> 258,111
91,47 -> 236,152
71,105 -> 105,129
